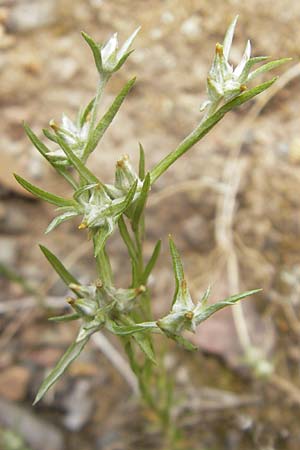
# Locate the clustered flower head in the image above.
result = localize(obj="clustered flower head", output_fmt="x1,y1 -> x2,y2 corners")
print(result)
46,114 -> 90,166
58,279 -> 146,344
157,238 -> 260,349
82,27 -> 141,78
201,15 -> 290,113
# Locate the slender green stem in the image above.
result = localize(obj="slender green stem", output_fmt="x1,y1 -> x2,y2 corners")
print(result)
150,77 -> 277,184
83,75 -> 109,160
95,244 -> 113,286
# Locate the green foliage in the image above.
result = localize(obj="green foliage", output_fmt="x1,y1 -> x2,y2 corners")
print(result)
33,338 -> 89,405
16,17 -> 288,441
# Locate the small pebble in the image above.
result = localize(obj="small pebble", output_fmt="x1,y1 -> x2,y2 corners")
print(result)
180,16 -> 202,42
7,0 -> 58,32
0,237 -> 18,266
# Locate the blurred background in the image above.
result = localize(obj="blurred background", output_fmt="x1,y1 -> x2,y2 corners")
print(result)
0,0 -> 300,449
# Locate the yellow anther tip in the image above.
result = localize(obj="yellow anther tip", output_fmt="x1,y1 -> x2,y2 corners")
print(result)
49,120 -> 59,131
78,222 -> 88,230
66,297 -> 75,305
95,279 -> 103,288
184,311 -> 194,320
215,43 -> 223,55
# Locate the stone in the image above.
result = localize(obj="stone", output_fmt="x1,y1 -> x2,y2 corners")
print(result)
180,16 -> 202,42
0,237 -> 18,266
0,398 -> 64,450
7,0 -> 59,33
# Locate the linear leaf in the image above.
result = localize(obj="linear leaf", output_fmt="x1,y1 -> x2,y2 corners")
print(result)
33,337 -> 88,404
118,216 -> 138,263
46,210 -> 79,234
93,220 -> 114,257
14,174 -> 76,207
24,123 -> 77,188
133,332 -> 156,364
24,122 -> 53,156
81,31 -> 102,73
169,235 -> 184,285
39,245 -> 82,296
132,173 -> 150,232
111,180 -> 138,217
248,58 -> 291,81
142,239 -> 161,284
48,313 -> 80,322
195,289 -> 262,324
80,97 -> 95,127
172,334 -> 197,351
42,128 -> 58,143
223,15 -> 238,60
95,246 -> 113,286
138,142 -> 145,180
107,320 -> 157,335
55,134 -> 100,184
73,183 -> 99,201
83,77 -> 136,157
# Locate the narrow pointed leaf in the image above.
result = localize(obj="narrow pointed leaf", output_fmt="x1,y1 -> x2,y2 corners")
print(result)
93,220 -> 114,257
169,236 -> 184,286
14,174 -> 76,207
112,50 -> 134,72
46,211 -> 79,233
195,289 -> 262,324
238,56 -> 269,82
107,320 -> 157,335
223,15 -> 238,59
95,246 -> 113,286
117,26 -> 141,59
43,128 -> 58,143
124,339 -> 140,375
200,286 -> 211,308
248,58 -> 291,81
118,216 -> 138,263
81,31 -> 102,73
132,173 -> 150,232
133,332 -> 157,364
73,183 -> 99,201
55,134 -> 100,184
24,123 -> 77,188
39,245 -> 82,296
138,142 -> 145,180
112,180 -> 138,217
33,337 -> 88,404
83,78 -> 136,157
142,239 -> 161,284
172,334 -> 197,351
80,97 -> 95,127
49,313 -> 80,322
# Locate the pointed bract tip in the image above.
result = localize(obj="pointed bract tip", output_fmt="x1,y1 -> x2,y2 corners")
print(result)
215,42 -> 223,55
49,119 -> 59,132
69,283 -> 81,290
66,296 -> 76,305
136,284 -> 146,294
32,395 -> 40,406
